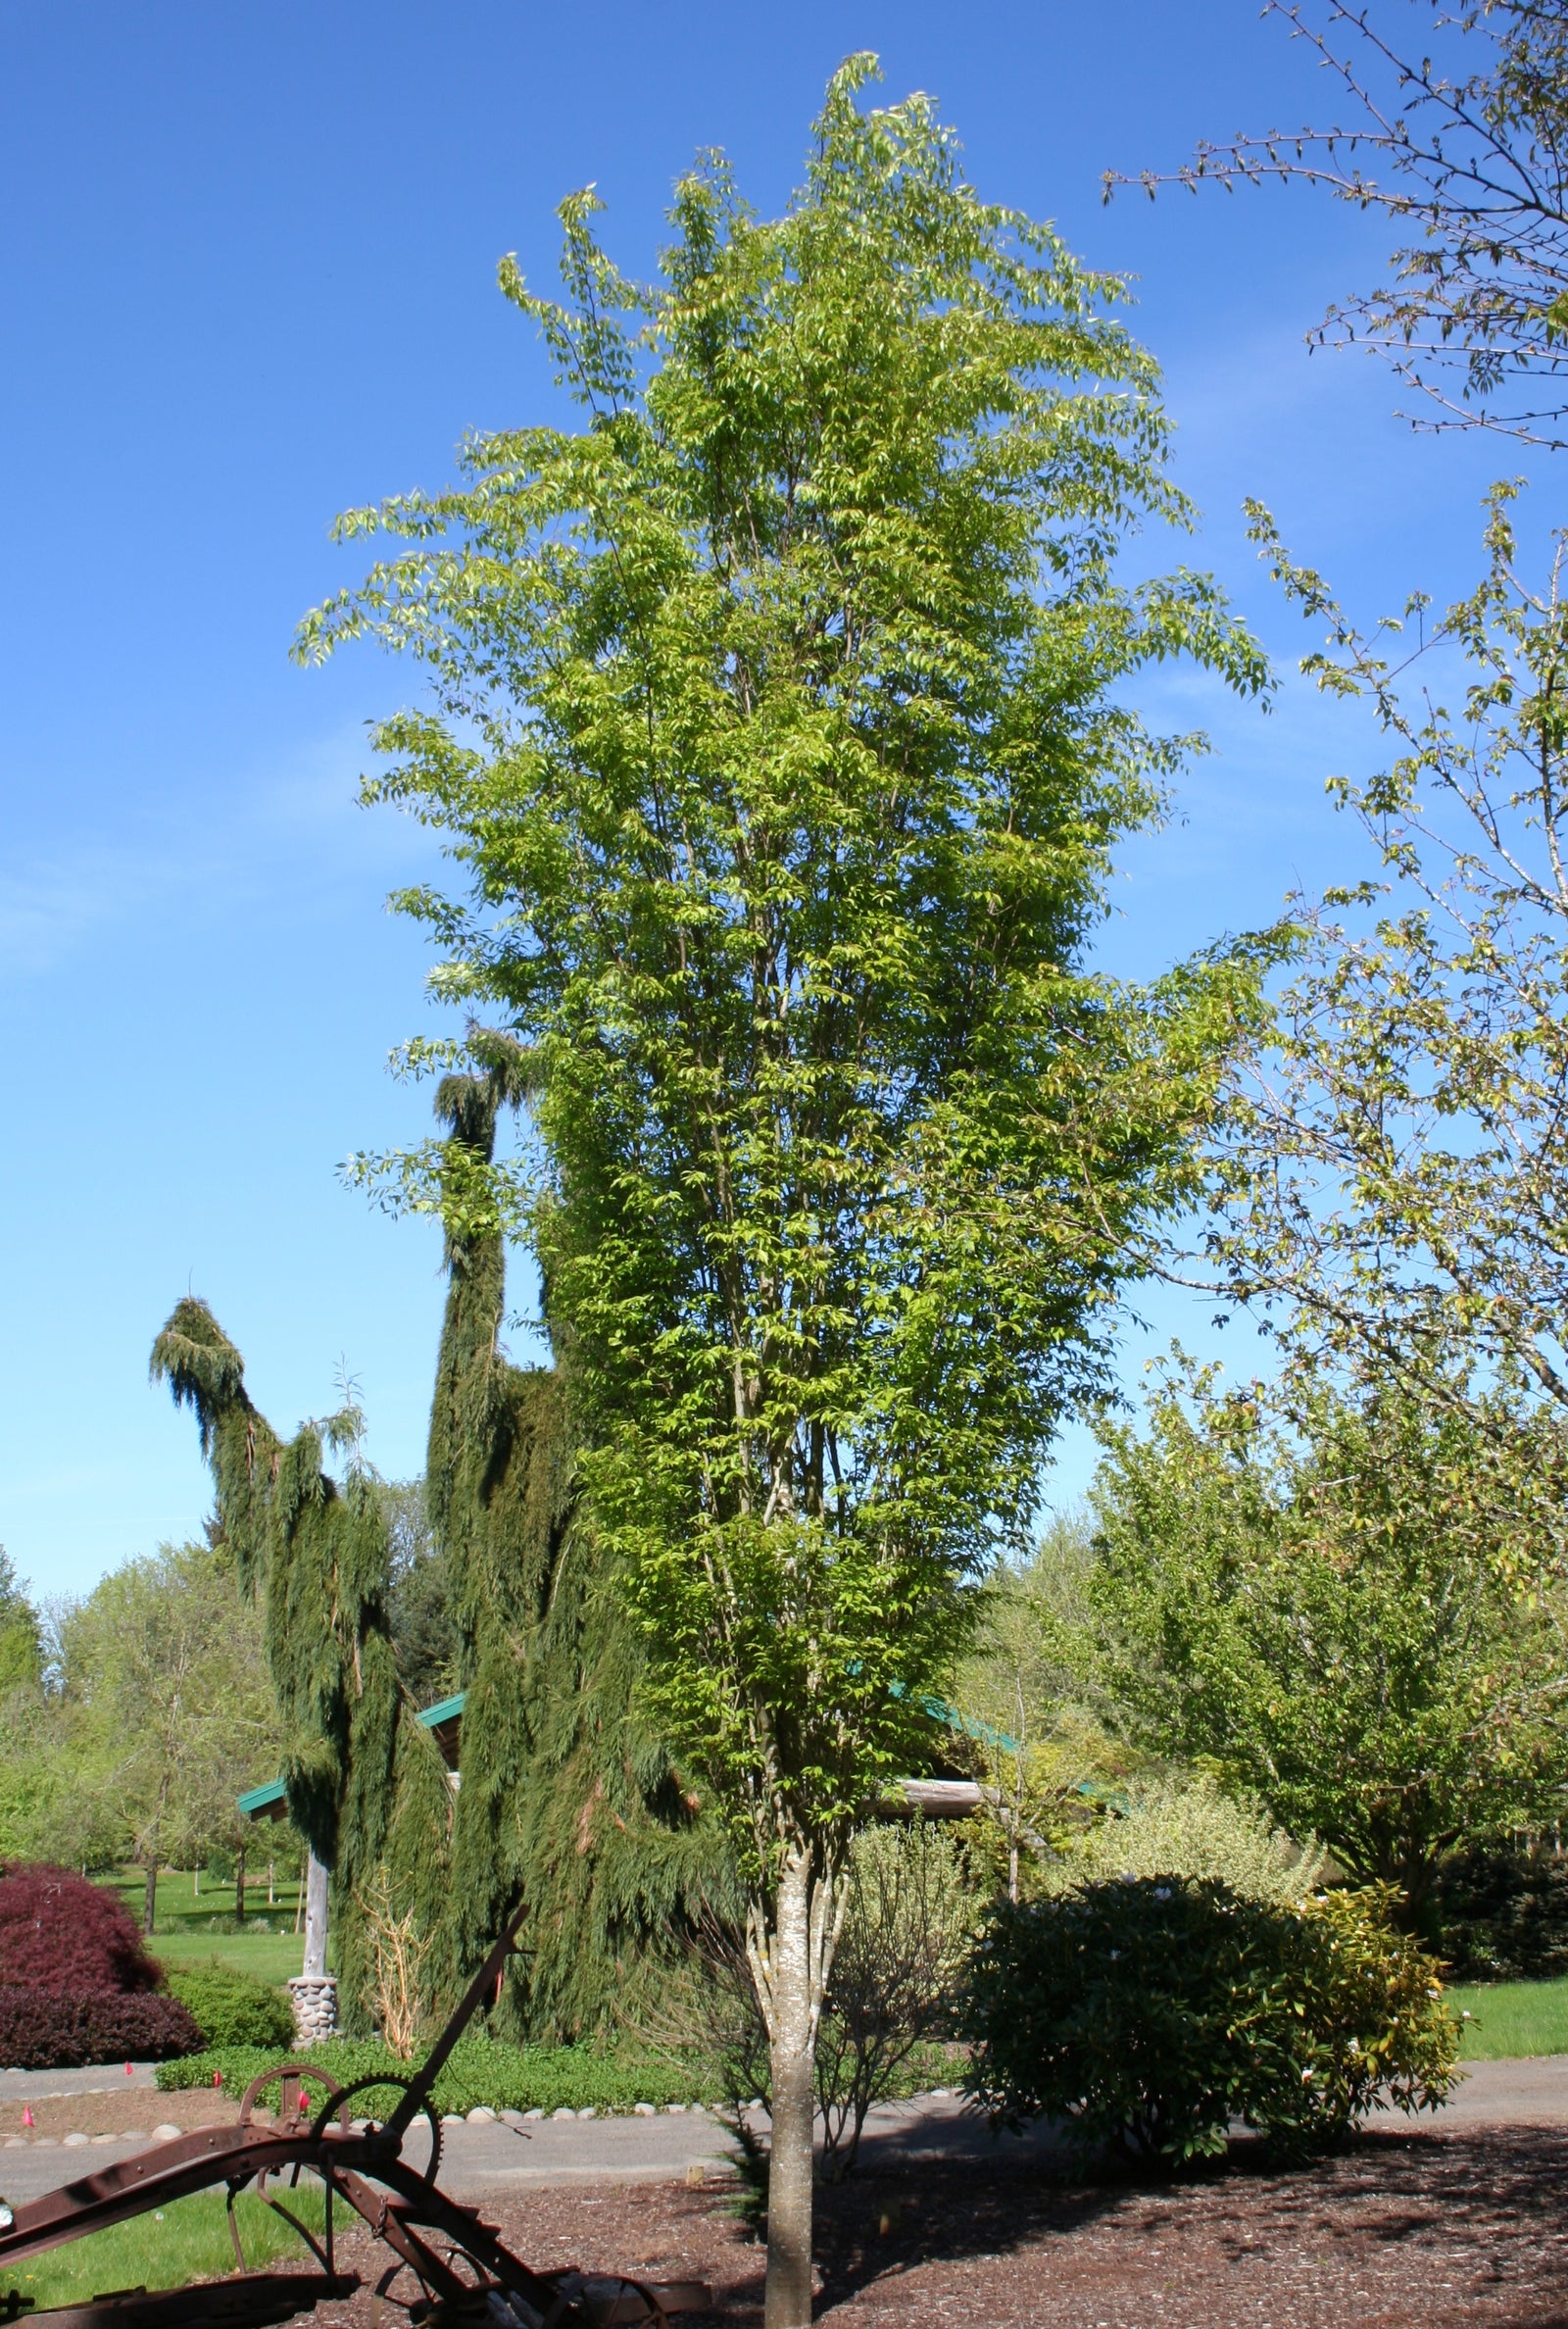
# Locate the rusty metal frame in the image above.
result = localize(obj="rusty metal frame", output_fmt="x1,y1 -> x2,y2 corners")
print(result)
0,1910 -> 710,2329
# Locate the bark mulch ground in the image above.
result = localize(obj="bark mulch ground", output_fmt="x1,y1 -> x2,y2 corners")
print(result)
295,2124 -> 1568,2328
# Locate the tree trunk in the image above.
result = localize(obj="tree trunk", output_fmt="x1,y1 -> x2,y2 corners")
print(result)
749,1847 -> 845,2329
143,1863 -> 158,1936
235,1843 -> 246,1926
268,1859 -> 275,1908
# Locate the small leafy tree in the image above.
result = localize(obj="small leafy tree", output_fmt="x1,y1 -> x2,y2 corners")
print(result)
0,1864 -> 162,1993
53,1543 -> 285,1933
813,1819 -> 976,2180
1089,1365 -> 1568,1928
300,60 -> 1269,2322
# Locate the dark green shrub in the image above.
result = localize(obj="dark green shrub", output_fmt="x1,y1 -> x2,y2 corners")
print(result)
960,1875 -> 1458,2166
1434,1843 -> 1568,1980
165,1961 -> 295,2052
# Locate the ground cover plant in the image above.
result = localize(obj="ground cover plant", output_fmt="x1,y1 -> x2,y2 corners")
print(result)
0,2187 -> 325,2313
155,2029 -> 956,2116
157,2034 -> 713,2114
962,1873 -> 1458,2164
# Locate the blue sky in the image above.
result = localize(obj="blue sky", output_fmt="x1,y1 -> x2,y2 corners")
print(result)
1,1 -> 1534,1597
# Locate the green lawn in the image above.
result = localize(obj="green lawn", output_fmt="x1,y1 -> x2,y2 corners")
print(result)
0,2187 -> 325,2311
1447,1974 -> 1568,2060
101,1868 -> 319,1987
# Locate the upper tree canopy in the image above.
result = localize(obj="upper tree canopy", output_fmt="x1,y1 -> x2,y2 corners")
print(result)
303,57 -> 1272,1877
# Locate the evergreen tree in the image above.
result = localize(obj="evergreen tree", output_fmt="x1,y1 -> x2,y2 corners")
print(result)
427,1052 -> 731,2038
152,1071 -> 729,2037
150,1306 -> 453,2019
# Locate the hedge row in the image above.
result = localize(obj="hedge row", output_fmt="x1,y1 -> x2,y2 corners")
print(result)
0,1987 -> 204,2069
155,2035 -> 711,2115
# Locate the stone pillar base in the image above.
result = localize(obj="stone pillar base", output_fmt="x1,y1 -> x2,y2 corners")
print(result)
287,1974 -> 339,2046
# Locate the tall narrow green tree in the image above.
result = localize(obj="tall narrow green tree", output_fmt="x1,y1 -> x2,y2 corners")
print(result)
304,61 -> 1270,2320
427,1050 -> 730,2036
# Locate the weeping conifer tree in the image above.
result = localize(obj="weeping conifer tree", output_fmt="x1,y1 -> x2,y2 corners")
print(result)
149,1303 -> 454,2028
429,1041 -> 732,2039
152,1053 -> 730,2040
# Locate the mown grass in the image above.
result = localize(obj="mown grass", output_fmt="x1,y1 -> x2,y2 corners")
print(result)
1447,1973 -> 1568,2060
100,1868 -> 315,1988
0,2187 -> 326,2311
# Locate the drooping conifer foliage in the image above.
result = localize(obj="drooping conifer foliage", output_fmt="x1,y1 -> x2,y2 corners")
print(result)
428,1047 -> 731,2038
151,1069 -> 729,2039
149,1300 -> 453,2026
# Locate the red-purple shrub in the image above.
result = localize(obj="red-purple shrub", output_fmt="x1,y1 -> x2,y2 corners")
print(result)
0,1865 -> 162,1994
0,1988 -> 202,2069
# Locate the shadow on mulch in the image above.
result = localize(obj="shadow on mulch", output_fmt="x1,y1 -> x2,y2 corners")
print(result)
805,2121 -> 1568,2322
298,2121 -> 1568,2328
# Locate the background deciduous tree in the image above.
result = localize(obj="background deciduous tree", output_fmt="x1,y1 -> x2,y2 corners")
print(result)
50,1542 -> 284,1930
1205,488 -> 1568,1560
950,1515 -> 1127,1900
1111,0 -> 1568,446
1088,1365 -> 1568,1929
302,58 -> 1270,2322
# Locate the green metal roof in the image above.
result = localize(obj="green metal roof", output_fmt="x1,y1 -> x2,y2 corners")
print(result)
238,1695 -> 471,1818
236,1777 -> 288,1818
416,1692 -> 467,1730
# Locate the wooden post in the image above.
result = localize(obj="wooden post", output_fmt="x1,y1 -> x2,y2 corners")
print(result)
303,1849 -> 329,1979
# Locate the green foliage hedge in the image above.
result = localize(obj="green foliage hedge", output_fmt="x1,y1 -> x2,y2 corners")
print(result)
962,1876 -> 1459,2165
155,2035 -> 713,2115
164,1961 -> 295,2053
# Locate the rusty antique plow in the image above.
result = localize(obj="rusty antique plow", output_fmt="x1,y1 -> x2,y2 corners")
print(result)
0,1914 -> 710,2329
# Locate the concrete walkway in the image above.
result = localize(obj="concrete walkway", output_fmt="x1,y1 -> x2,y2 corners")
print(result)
0,2066 -> 158,2101
0,2056 -> 1560,2211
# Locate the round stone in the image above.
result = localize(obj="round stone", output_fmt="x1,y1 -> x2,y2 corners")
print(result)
522,2107 -> 545,2121
152,2125 -> 182,2142
632,2103 -> 657,2115
466,2106 -> 496,2123
551,2106 -> 575,2120
63,2132 -> 89,2147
